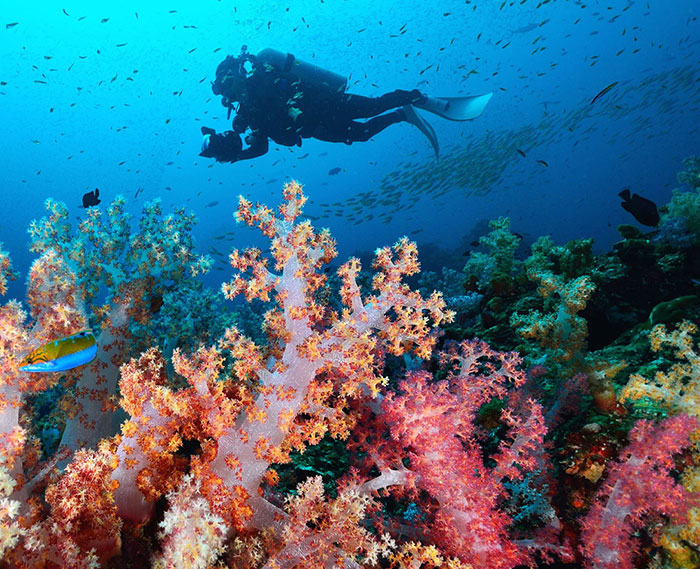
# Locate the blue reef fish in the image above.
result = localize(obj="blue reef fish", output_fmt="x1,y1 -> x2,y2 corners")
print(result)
20,330 -> 97,372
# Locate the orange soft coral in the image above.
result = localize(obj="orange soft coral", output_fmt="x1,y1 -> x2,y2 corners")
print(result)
111,348 -> 190,523
190,182 -> 452,533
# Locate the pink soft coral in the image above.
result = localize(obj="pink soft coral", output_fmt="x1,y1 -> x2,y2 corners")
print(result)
580,414 -> 698,569
377,340 -> 555,569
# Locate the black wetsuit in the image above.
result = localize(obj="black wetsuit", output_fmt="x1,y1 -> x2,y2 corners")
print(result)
229,64 -> 422,161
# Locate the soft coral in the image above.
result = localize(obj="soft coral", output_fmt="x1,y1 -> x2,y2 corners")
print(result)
379,340 -> 555,569
580,414 -> 698,569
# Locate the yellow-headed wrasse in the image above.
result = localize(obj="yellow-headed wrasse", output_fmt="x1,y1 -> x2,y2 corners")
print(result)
20,330 -> 97,372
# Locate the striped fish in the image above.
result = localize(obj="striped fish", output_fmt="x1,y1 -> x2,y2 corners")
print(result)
20,330 -> 97,372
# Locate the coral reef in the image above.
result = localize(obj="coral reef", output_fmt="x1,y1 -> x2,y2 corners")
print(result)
1,178 -> 699,569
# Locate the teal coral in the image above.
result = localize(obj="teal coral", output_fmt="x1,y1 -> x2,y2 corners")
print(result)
510,270 -> 596,369
657,156 -> 700,245
524,235 -> 594,280
28,196 -> 212,313
464,216 -> 522,293
677,155 -> 700,191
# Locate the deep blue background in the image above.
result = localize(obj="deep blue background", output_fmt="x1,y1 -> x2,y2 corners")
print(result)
2,0 -> 699,300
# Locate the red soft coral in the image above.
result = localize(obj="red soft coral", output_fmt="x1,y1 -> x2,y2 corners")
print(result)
379,340 -> 548,569
580,414 -> 698,569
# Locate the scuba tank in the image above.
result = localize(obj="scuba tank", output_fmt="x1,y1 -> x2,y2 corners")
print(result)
255,48 -> 348,94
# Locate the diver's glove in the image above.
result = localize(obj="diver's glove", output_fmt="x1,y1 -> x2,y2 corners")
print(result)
199,126 -> 243,162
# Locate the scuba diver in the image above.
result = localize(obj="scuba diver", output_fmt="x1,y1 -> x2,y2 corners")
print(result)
199,46 -> 493,163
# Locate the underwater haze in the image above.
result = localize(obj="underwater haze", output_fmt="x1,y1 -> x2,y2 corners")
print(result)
2,0 -> 699,298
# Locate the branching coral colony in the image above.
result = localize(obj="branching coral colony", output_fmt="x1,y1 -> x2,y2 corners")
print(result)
0,180 -> 698,569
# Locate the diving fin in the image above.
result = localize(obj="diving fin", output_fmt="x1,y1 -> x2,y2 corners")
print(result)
415,92 -> 493,121
402,104 -> 439,159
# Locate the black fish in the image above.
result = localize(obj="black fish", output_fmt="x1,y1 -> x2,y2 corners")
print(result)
591,82 -> 618,105
150,293 -> 164,315
81,188 -> 100,208
328,167 -> 342,176
619,188 -> 659,227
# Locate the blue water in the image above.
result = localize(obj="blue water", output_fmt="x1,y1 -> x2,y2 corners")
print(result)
2,0 -> 699,298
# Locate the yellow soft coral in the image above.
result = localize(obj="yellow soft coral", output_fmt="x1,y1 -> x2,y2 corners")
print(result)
511,271 -> 595,368
620,321 -> 700,568
621,321 -> 700,417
